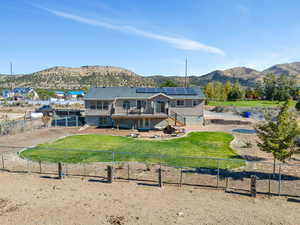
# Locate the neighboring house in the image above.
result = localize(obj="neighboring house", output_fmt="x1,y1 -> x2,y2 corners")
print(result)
55,91 -> 65,98
2,87 -> 39,100
14,87 -> 39,100
66,90 -> 85,99
2,89 -> 14,98
84,87 -> 205,129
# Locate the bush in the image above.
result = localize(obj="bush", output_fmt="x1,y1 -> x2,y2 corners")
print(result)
295,100 -> 300,111
228,89 -> 243,101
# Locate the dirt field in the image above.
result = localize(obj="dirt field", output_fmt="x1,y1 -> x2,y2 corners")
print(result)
1,125 -> 300,224
0,172 -> 299,225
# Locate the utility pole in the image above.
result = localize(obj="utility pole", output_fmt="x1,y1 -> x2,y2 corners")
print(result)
10,62 -> 13,76
184,57 -> 188,88
10,62 -> 14,91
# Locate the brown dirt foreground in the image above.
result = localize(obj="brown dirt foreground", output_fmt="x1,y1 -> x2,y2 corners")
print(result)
0,173 -> 299,225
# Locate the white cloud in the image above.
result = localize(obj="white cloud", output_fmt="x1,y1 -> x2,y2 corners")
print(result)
237,4 -> 249,15
37,7 -> 225,55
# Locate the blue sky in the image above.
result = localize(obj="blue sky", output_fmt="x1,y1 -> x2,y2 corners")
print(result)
1,0 -> 300,76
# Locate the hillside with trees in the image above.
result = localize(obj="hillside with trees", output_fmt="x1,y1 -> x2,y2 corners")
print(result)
204,73 -> 299,102
1,62 -> 300,89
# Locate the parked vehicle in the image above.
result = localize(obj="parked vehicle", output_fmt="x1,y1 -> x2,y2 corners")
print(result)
36,105 -> 54,115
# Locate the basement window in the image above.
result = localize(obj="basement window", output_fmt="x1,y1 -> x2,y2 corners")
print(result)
176,100 -> 185,107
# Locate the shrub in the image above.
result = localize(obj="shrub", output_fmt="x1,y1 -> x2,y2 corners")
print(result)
295,100 -> 300,111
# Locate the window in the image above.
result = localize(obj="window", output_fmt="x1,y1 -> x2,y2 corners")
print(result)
99,117 -> 109,124
94,101 -> 110,110
96,101 -> 102,109
137,100 -> 146,109
123,100 -> 130,109
176,100 -> 185,107
193,100 -> 199,106
89,101 -> 96,109
103,101 -> 109,110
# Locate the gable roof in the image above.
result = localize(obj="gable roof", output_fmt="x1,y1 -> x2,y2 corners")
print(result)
84,87 -> 206,100
13,87 -> 34,94
67,90 -> 85,95
55,91 -> 65,94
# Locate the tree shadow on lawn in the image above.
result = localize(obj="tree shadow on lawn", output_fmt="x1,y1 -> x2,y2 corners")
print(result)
235,155 -> 266,162
184,168 -> 300,181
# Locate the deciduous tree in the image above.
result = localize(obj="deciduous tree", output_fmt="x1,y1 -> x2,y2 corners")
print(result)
255,99 -> 300,173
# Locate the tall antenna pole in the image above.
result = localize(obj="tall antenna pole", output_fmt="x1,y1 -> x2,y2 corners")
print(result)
10,62 -> 13,76
184,57 -> 188,88
10,62 -> 13,91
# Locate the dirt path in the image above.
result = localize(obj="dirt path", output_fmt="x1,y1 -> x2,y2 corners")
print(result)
0,172 -> 299,225
0,128 -> 79,151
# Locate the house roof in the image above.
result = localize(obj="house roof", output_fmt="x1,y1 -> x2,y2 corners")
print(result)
55,91 -> 65,94
13,87 -> 33,94
67,90 -> 85,95
84,87 -> 206,100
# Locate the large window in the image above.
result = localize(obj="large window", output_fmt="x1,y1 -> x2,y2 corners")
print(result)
89,101 -> 96,109
137,100 -> 146,109
103,101 -> 109,110
99,117 -> 109,124
91,101 -> 110,110
123,100 -> 130,109
176,100 -> 185,107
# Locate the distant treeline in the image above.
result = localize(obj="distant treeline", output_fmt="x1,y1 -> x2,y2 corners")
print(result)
204,74 -> 299,101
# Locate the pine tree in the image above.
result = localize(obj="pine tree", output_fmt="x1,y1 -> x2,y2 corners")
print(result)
224,81 -> 232,100
255,99 -> 300,173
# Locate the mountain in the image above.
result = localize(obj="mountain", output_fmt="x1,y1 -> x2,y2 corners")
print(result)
150,67 -> 262,87
262,62 -> 300,76
0,62 -> 300,89
0,66 -> 156,89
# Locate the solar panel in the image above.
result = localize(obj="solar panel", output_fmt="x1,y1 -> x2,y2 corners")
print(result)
136,87 -> 197,95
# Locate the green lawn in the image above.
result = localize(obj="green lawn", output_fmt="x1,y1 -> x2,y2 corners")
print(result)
207,100 -> 296,107
20,132 -> 244,169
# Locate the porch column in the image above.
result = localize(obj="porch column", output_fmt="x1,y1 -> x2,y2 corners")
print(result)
153,101 -> 156,114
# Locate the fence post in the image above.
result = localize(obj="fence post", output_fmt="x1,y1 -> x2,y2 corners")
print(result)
55,117 -> 57,127
216,160 -> 220,188
65,117 -> 68,127
107,165 -> 113,183
1,154 -> 5,170
112,152 -> 115,168
278,164 -> 282,196
58,162 -> 63,179
179,167 -> 183,187
127,163 -> 130,181
27,160 -> 31,174
250,175 -> 257,197
76,116 -> 79,127
225,176 -> 229,191
39,160 -> 42,174
158,168 -> 163,187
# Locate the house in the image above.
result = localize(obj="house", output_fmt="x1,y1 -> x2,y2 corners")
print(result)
2,89 -> 14,98
2,87 -> 39,100
55,91 -> 65,98
66,90 -> 85,99
84,87 -> 205,129
13,87 -> 39,100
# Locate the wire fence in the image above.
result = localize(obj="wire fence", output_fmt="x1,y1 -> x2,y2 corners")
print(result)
1,145 -> 300,197
0,118 -> 44,136
0,115 -> 84,136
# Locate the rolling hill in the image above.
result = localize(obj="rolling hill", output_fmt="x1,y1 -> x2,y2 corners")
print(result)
0,62 -> 300,89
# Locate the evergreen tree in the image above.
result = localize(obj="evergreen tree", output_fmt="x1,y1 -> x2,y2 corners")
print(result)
204,82 -> 214,99
159,80 -> 178,88
228,81 -> 244,100
255,99 -> 300,173
224,81 -> 232,100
